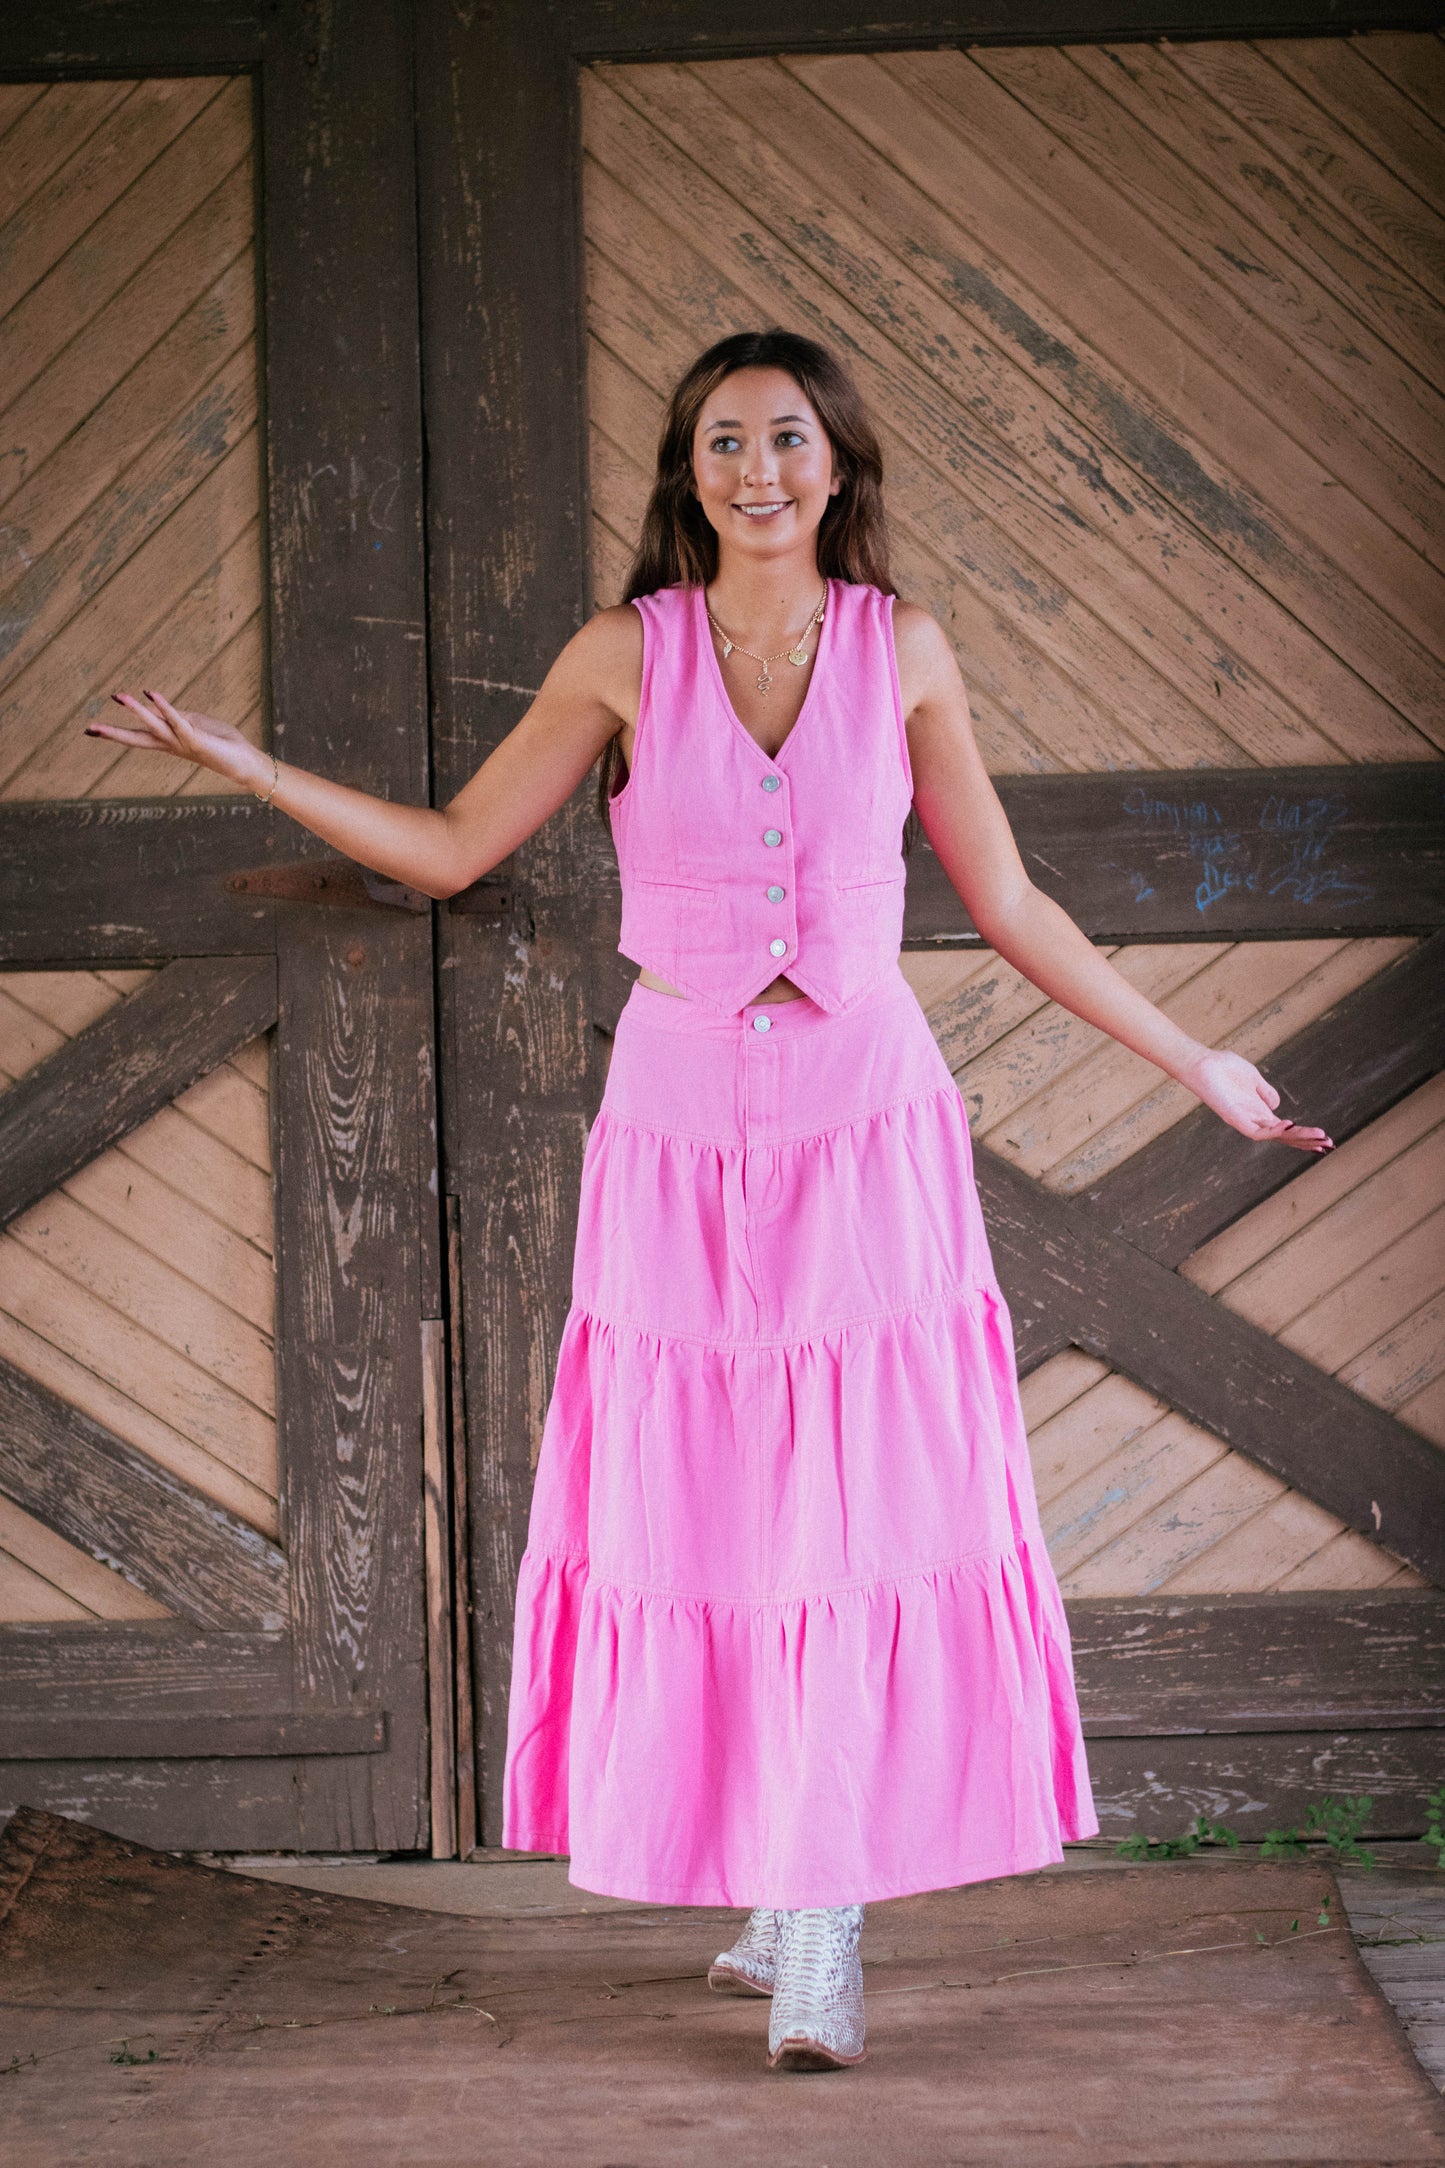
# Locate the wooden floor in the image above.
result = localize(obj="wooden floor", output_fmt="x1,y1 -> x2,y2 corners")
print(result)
213,1838 -> 1445,2096
5,1809 -> 1444,2166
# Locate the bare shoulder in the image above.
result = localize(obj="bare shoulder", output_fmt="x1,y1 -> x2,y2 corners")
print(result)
549,600 -> 644,724
889,597 -> 960,714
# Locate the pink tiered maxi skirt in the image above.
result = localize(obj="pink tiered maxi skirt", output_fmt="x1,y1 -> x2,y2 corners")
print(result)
501,964 -> 1099,1906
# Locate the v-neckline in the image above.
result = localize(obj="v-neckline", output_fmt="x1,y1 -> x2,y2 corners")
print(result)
695,577 -> 834,770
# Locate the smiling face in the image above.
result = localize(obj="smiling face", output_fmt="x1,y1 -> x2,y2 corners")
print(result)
690,366 -> 842,568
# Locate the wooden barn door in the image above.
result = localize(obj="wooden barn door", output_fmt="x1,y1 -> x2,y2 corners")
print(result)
578,36 -> 1445,1838
423,9 -> 1444,1849
0,11 -> 439,1853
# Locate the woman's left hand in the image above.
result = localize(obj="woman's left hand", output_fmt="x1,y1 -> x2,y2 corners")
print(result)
1183,1047 -> 1333,1153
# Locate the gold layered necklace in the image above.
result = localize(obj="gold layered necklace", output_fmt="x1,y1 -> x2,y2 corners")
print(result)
705,583 -> 827,695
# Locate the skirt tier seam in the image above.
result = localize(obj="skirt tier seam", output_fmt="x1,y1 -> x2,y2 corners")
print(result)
522,1533 -> 1048,1610
564,1277 -> 1006,1352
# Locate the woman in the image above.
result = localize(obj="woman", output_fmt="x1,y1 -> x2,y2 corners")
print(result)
93,327 -> 1331,2075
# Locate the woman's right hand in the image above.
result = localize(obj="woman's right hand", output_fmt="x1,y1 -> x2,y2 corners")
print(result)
87,688 -> 270,793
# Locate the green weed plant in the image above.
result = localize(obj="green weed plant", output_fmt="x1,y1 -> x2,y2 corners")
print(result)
1113,1787 -> 1445,1870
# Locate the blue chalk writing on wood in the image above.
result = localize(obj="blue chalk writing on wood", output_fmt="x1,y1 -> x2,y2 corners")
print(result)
1120,788 -> 1375,914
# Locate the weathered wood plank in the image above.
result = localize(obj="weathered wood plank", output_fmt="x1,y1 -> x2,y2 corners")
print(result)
1085,932 -> 1445,1263
0,79 -> 251,427
0,1493 -> 170,1622
956,43 -> 1445,666
6,768 -> 1437,965
1266,36 -> 1445,221
1064,41 -> 1445,458
0,802 -> 430,961
0,80 -> 131,234
1356,26 -> 1445,123
0,1355 -> 287,1628
692,54 -> 1445,744
0,78 -> 221,325
1066,1589 -> 1445,1730
1085,1728 -> 1444,1836
261,0 -> 433,1852
1171,39 -> 1445,319
969,768 -> 1445,944
0,1622 -> 289,1706
421,1316 -> 456,1857
0,1760 -> 320,1853
417,0 -> 608,1851
0,432 -> 260,793
7,1185 -> 277,1413
445,1194 -> 478,1859
6,5 -> 1442,81
0,1710 -> 385,1758
0,955 -> 276,1228
0,1221 -> 280,1521
979,1143 -> 1445,1582
1040,937 -> 1412,1196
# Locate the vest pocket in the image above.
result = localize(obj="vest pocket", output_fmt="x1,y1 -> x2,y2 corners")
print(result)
631,875 -> 718,894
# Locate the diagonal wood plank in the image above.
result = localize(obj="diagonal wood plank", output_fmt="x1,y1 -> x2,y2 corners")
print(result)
0,955 -> 276,1228
0,1355 -> 286,1628
1082,931 -> 1445,1264
978,1142 -> 1445,1585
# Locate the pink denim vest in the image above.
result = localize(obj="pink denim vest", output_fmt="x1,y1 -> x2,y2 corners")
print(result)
610,579 -> 914,1017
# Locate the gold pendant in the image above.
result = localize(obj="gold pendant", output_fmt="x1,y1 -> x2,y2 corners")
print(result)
756,663 -> 772,693
787,644 -> 810,667
721,637 -> 733,660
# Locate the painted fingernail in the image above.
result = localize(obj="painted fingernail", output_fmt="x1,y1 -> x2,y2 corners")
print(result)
110,693 -> 125,705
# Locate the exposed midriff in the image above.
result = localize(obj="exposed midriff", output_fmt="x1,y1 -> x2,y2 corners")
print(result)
636,966 -> 805,1003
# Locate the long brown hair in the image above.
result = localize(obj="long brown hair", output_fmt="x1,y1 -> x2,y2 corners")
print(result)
596,328 -> 918,855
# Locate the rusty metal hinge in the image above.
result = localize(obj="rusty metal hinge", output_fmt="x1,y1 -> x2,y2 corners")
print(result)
224,856 -> 430,913
225,856 -> 509,920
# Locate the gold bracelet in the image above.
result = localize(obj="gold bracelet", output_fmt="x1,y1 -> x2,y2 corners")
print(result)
253,751 -> 280,805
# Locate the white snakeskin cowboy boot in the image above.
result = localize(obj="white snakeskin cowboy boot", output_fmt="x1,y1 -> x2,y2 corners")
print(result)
766,1903 -> 867,2070
707,1906 -> 779,1995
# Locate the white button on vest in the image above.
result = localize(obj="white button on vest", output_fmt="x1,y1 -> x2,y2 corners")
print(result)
769,938 -> 787,957
761,775 -> 782,792
762,828 -> 782,846
752,1013 -> 772,1031
766,884 -> 785,902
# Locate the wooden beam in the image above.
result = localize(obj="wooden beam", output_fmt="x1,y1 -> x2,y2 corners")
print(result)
560,0 -> 1445,61
1085,1729 -> 1441,1838
260,0 -> 434,1851
0,955 -> 276,1229
978,1144 -> 1445,1584
0,1711 -> 385,1758
0,1623 -> 290,1704
0,801 -> 427,965
0,1358 -> 287,1630
416,2 -> 602,1853
5,766 -> 1439,964
0,1 -> 264,74
1083,931 -> 1445,1265
1065,1590 -> 1445,1734
3,0 -> 1437,82
905,765 -> 1445,947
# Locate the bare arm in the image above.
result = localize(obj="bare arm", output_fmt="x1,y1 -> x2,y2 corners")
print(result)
893,602 -> 1332,1154
93,606 -> 643,902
